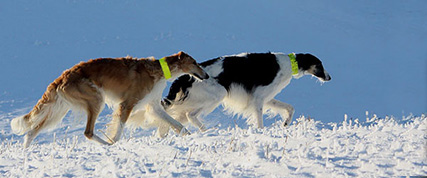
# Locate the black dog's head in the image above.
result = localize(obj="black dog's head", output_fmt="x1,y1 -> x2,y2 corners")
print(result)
295,53 -> 331,82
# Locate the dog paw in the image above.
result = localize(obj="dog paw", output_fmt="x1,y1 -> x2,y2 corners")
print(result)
199,126 -> 207,132
180,128 -> 191,136
283,118 -> 292,127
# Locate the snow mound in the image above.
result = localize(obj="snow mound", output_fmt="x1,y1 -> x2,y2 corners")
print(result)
1,115 -> 426,177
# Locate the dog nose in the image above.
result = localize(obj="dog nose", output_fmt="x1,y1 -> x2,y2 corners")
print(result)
325,74 -> 331,81
203,73 -> 210,79
323,71 -> 331,81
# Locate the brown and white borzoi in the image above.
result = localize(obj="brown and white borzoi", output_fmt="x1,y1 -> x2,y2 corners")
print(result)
11,51 -> 208,148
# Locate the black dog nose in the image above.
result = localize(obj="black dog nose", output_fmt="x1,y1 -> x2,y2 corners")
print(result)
205,74 -> 210,79
324,74 -> 331,81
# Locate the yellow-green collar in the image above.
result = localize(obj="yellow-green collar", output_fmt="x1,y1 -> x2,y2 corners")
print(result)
159,57 -> 172,79
288,53 -> 298,75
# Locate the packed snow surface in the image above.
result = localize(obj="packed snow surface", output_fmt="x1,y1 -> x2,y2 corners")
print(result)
1,111 -> 426,177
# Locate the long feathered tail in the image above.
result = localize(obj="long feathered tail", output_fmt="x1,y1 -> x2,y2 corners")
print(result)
11,82 -> 70,136
10,114 -> 31,135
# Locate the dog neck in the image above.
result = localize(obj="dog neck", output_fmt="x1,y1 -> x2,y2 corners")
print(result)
159,57 -> 172,79
288,53 -> 299,75
157,55 -> 185,81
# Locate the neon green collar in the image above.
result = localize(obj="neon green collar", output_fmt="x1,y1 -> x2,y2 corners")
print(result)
288,53 -> 298,75
159,57 -> 172,79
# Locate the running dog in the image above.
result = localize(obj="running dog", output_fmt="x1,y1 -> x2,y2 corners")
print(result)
11,51 -> 209,148
158,52 -> 331,134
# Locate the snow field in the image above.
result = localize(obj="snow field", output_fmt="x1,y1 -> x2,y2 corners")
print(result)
1,114 -> 426,177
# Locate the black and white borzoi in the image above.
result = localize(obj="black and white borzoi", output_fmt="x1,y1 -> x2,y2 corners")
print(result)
130,52 -> 330,136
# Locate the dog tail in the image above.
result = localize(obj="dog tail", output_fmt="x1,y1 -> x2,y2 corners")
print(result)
10,114 -> 31,135
11,81 -> 70,135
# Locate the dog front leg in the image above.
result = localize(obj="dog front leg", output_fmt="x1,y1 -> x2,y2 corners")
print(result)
265,99 -> 294,126
186,108 -> 206,132
107,101 -> 135,144
148,104 -> 190,136
255,105 -> 264,129
157,124 -> 170,138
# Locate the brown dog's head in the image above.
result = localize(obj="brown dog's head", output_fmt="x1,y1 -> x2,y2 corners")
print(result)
167,51 -> 209,80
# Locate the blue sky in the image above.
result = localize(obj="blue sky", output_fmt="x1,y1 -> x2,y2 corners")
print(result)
0,1 -> 426,123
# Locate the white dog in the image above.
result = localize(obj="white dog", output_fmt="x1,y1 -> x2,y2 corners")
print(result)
155,52 -> 331,135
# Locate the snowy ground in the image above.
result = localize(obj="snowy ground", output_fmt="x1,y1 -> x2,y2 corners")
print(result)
1,104 -> 426,177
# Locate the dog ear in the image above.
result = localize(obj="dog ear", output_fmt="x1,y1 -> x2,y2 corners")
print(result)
177,51 -> 188,60
295,53 -> 322,70
177,51 -> 183,60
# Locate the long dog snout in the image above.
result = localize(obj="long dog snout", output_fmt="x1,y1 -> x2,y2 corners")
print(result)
192,68 -> 209,80
177,51 -> 209,80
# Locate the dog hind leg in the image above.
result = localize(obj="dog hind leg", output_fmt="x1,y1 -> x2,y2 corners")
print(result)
63,80 -> 111,145
83,101 -> 111,145
23,124 -> 43,148
23,107 -> 69,148
249,98 -> 264,129
21,93 -> 70,148
255,104 -> 264,129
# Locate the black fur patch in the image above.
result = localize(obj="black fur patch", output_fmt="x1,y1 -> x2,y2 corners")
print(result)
199,57 -> 221,68
216,53 -> 280,92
